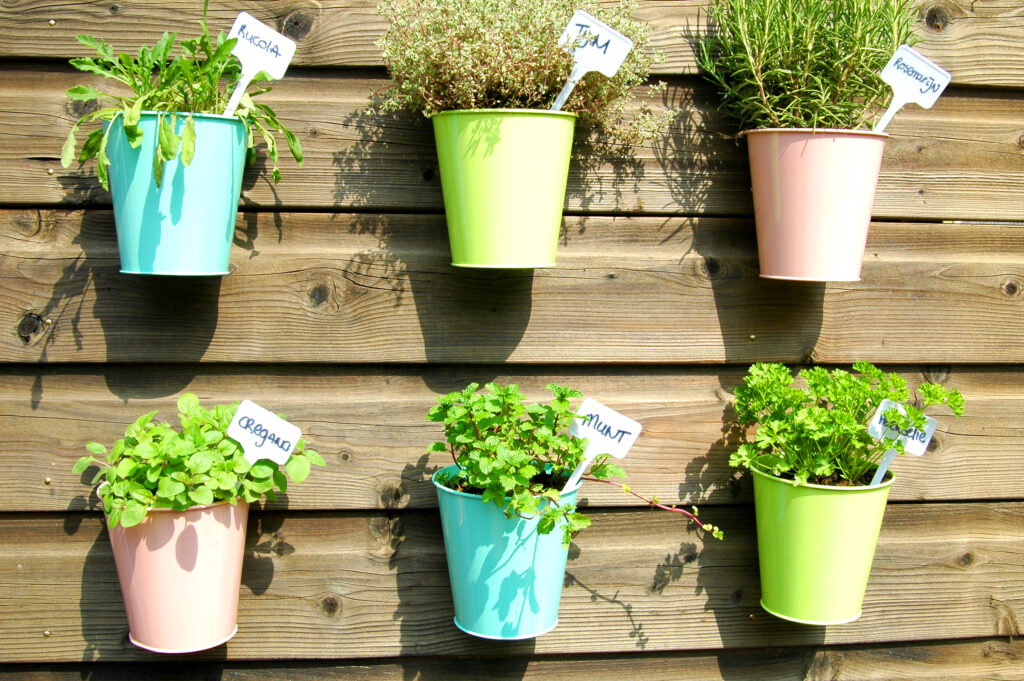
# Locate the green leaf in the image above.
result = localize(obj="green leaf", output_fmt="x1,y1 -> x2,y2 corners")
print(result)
156,477 -> 186,499
188,485 -> 215,506
181,115 -> 196,166
285,455 -> 311,484
120,501 -> 148,527
72,455 -> 95,474
249,462 -> 275,479
115,458 -> 137,478
61,127 -> 78,168
85,441 -> 107,456
65,84 -> 103,101
273,469 -> 288,493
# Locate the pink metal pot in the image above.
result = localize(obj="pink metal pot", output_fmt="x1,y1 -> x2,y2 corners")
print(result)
106,500 -> 249,653
743,128 -> 887,281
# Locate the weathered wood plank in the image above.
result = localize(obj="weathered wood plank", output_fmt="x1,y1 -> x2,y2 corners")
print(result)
4,67 -> 1024,220
1,503 -> 1021,661
3,637 -> 1023,680
0,1 -> 1020,87
2,210 -> 1024,365
0,365 -> 1012,512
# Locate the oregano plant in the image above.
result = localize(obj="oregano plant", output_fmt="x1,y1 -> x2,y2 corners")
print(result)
73,393 -> 325,528
61,1 -> 302,189
429,382 -> 722,547
730,361 -> 964,486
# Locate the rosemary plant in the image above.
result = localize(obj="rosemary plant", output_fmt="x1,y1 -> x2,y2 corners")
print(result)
697,0 -> 919,130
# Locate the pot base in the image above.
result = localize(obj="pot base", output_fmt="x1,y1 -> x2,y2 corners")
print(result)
454,617 -> 559,641
760,600 -> 862,626
120,269 -> 230,276
129,625 -> 237,654
450,261 -> 556,269
759,273 -> 860,282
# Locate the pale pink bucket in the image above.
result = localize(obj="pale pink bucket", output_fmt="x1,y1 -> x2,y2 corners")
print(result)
743,128 -> 887,281
107,500 -> 249,653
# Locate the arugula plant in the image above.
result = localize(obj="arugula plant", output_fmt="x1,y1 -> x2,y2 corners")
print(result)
696,0 -> 918,130
73,393 -> 325,529
730,361 -> 964,486
61,1 -> 302,189
375,0 -> 669,147
429,382 -> 721,547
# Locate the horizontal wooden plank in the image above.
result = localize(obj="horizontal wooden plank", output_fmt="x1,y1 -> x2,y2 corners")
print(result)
3,67 -> 1024,220
1,503 -> 1021,661
0,365 -> 1013,513
3,637 -> 1023,680
3,210 -> 1024,364
0,1 -> 1020,87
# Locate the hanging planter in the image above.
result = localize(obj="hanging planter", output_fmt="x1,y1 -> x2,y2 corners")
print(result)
106,112 -> 246,275
108,500 -> 249,652
432,109 -> 575,268
74,393 -> 324,653
751,468 -> 892,624
433,464 -> 577,639
743,129 -> 887,281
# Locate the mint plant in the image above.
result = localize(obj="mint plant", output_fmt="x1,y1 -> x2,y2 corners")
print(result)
375,0 -> 670,146
61,1 -> 302,189
696,0 -> 918,130
730,361 -> 964,486
429,382 -> 721,547
73,393 -> 325,529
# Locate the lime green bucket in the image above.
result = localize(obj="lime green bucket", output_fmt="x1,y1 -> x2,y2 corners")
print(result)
431,109 -> 576,268
752,468 -> 893,625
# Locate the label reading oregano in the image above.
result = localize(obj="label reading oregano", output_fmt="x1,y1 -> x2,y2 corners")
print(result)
228,399 -> 301,465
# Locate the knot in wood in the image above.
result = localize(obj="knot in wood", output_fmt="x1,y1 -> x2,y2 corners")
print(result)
924,5 -> 950,31
377,480 -> 408,509
1002,279 -> 1022,297
702,256 -> 720,279
317,595 -> 342,617
17,313 -> 46,344
282,10 -> 315,40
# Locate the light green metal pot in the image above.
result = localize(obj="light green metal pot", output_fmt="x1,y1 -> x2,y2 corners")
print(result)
752,467 -> 894,625
431,109 -> 576,268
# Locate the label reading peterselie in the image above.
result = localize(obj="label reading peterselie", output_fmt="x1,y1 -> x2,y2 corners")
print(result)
228,399 -> 301,465
569,397 -> 642,459
558,10 -> 633,78
866,398 -> 937,457
227,12 -> 297,80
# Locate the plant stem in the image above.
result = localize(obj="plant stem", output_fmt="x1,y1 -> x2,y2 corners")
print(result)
581,476 -> 703,526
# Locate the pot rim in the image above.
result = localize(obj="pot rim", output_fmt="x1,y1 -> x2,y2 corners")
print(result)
740,127 -> 888,140
430,108 -> 577,119
750,466 -> 895,492
96,481 -> 249,515
432,463 -> 582,499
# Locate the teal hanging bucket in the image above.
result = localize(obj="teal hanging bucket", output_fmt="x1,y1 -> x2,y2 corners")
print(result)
105,112 -> 246,275
433,464 -> 577,640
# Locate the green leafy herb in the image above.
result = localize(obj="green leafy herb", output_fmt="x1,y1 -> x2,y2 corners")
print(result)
375,0 -> 670,147
73,393 -> 325,528
730,361 -> 965,486
696,0 -> 919,131
61,0 -> 302,189
428,382 -> 721,546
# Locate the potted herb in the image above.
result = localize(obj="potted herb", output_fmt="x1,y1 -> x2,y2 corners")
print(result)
697,0 -> 918,281
428,382 -> 721,639
61,3 -> 302,276
73,393 -> 324,653
730,361 -> 964,624
376,0 -> 665,268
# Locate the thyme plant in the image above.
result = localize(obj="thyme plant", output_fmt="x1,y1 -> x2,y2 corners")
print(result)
730,361 -> 964,486
429,382 -> 722,547
376,0 -> 669,145
696,0 -> 919,130
61,2 -> 302,189
74,393 -> 325,528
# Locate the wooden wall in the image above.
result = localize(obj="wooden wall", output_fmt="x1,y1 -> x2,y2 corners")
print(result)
1,1 -> 1022,678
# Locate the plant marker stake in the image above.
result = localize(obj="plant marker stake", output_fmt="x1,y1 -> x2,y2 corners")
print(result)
874,45 -> 951,133
223,13 -> 296,117
866,398 -> 939,486
562,398 -> 641,493
550,10 -> 633,112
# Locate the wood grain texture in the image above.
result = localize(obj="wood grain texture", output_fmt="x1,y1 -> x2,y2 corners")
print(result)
3,638 -> 1023,680
4,67 -> 1024,220
3,210 -> 1024,365
0,1 -> 1021,86
1,503 -> 1021,662
0,365 -> 1013,513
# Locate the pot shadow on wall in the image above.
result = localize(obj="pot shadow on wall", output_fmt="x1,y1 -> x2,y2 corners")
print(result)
382,454 -> 535,679
28,211 -> 221,407
332,108 -> 534,393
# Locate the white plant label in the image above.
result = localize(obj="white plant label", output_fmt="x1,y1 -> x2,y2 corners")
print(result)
223,12 -> 297,116
550,10 -> 633,111
228,399 -> 301,465
562,398 -> 641,493
867,398 -> 938,456
874,45 -> 951,133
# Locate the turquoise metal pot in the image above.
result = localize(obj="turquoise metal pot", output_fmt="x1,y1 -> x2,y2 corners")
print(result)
433,464 -> 577,639
105,112 -> 246,275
